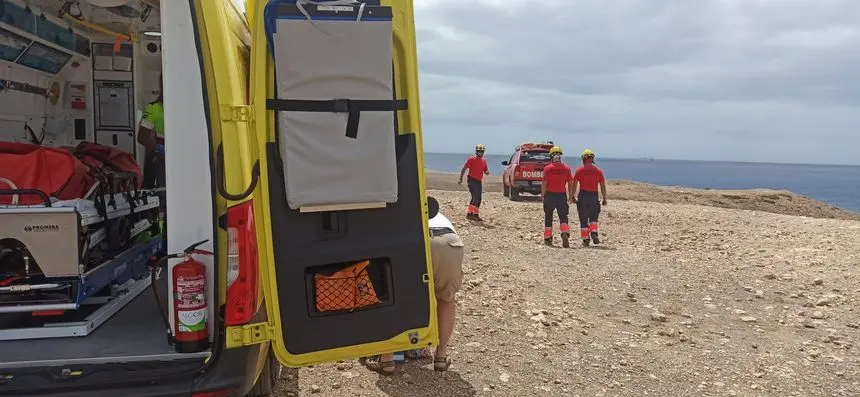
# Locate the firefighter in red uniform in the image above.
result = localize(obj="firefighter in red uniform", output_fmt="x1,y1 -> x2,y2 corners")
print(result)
571,149 -> 608,247
458,144 -> 489,221
541,146 -> 574,247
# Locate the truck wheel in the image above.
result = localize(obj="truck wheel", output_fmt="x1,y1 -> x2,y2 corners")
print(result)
510,187 -> 520,201
503,184 -> 510,197
247,350 -> 280,396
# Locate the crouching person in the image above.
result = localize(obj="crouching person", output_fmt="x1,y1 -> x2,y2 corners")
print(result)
379,208 -> 465,374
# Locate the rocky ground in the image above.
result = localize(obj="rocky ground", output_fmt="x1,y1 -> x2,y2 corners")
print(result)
273,172 -> 860,397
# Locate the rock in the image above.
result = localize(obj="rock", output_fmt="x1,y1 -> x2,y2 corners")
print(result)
469,278 -> 484,287
680,334 -> 690,342
310,385 -> 321,394
815,294 -> 838,306
331,383 -> 342,390
741,316 -> 757,323
813,278 -> 824,286
531,313 -> 548,323
754,290 -> 764,299
336,362 -> 353,371
657,328 -> 677,337
651,312 -> 668,322
465,342 -> 482,348
811,311 -> 825,320
500,372 -> 511,383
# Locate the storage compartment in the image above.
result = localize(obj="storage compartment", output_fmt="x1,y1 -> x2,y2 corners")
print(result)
267,2 -> 405,211
306,257 -> 393,316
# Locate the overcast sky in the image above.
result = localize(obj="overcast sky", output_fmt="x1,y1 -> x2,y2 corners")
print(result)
413,0 -> 860,165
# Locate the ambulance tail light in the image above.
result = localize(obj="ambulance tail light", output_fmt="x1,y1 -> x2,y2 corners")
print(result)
225,200 -> 259,326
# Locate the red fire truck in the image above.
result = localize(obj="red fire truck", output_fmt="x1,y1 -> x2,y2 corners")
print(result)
501,142 -> 555,201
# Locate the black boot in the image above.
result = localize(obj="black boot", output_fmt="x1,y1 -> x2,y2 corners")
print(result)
544,237 -> 553,246
582,239 -> 590,247
590,232 -> 600,245
561,232 -> 570,248
473,214 -> 484,222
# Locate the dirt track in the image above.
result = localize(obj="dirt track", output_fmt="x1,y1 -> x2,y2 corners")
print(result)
274,172 -> 860,397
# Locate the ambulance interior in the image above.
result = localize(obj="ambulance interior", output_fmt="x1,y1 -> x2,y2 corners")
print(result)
0,0 -> 214,367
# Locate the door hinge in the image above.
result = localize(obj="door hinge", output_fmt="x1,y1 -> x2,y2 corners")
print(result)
225,322 -> 273,348
220,105 -> 254,122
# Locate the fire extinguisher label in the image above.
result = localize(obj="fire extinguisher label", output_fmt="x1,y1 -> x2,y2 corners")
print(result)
175,273 -> 207,333
178,308 -> 208,332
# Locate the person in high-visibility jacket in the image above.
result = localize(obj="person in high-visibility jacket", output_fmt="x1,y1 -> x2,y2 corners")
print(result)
136,74 -> 165,190
541,146 -> 574,247
458,144 -> 489,221
571,149 -> 608,247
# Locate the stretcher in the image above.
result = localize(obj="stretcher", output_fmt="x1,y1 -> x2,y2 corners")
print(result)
0,185 -> 162,316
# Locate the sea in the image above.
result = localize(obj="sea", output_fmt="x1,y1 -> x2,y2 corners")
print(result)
423,153 -> 860,213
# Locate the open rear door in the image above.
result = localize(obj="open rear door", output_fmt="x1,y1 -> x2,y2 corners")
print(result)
247,0 -> 438,367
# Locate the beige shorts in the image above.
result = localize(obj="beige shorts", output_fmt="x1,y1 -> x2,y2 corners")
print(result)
430,232 -> 465,302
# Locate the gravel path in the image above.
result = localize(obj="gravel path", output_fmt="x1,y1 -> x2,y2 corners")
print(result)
273,183 -> 860,397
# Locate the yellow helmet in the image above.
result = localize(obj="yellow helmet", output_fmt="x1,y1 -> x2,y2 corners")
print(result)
475,144 -> 486,152
549,146 -> 563,155
581,149 -> 595,159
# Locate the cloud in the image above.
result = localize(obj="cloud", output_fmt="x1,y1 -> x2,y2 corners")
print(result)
413,0 -> 860,165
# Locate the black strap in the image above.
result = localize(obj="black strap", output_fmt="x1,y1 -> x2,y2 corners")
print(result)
266,98 -> 408,139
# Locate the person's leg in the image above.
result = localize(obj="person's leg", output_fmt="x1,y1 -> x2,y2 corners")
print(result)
436,298 -> 456,357
467,178 -> 483,221
142,149 -> 157,188
430,233 -> 464,370
576,198 -> 590,245
543,196 -> 554,245
590,200 -> 601,244
558,198 -> 571,248
466,178 -> 479,219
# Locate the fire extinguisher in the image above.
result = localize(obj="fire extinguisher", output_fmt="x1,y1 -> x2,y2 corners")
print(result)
151,239 -> 212,354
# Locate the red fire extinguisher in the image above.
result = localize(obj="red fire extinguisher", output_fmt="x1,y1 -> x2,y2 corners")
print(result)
151,240 -> 212,354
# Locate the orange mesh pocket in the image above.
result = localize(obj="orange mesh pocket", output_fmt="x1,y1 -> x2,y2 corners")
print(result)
314,260 -> 381,312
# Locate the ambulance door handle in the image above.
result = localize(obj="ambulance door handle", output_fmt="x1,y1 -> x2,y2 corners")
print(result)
215,143 -> 260,201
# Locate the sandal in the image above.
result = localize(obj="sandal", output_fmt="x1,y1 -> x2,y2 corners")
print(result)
433,355 -> 450,372
379,358 -> 396,375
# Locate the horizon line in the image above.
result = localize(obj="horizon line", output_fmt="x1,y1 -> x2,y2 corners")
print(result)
423,151 -> 860,168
